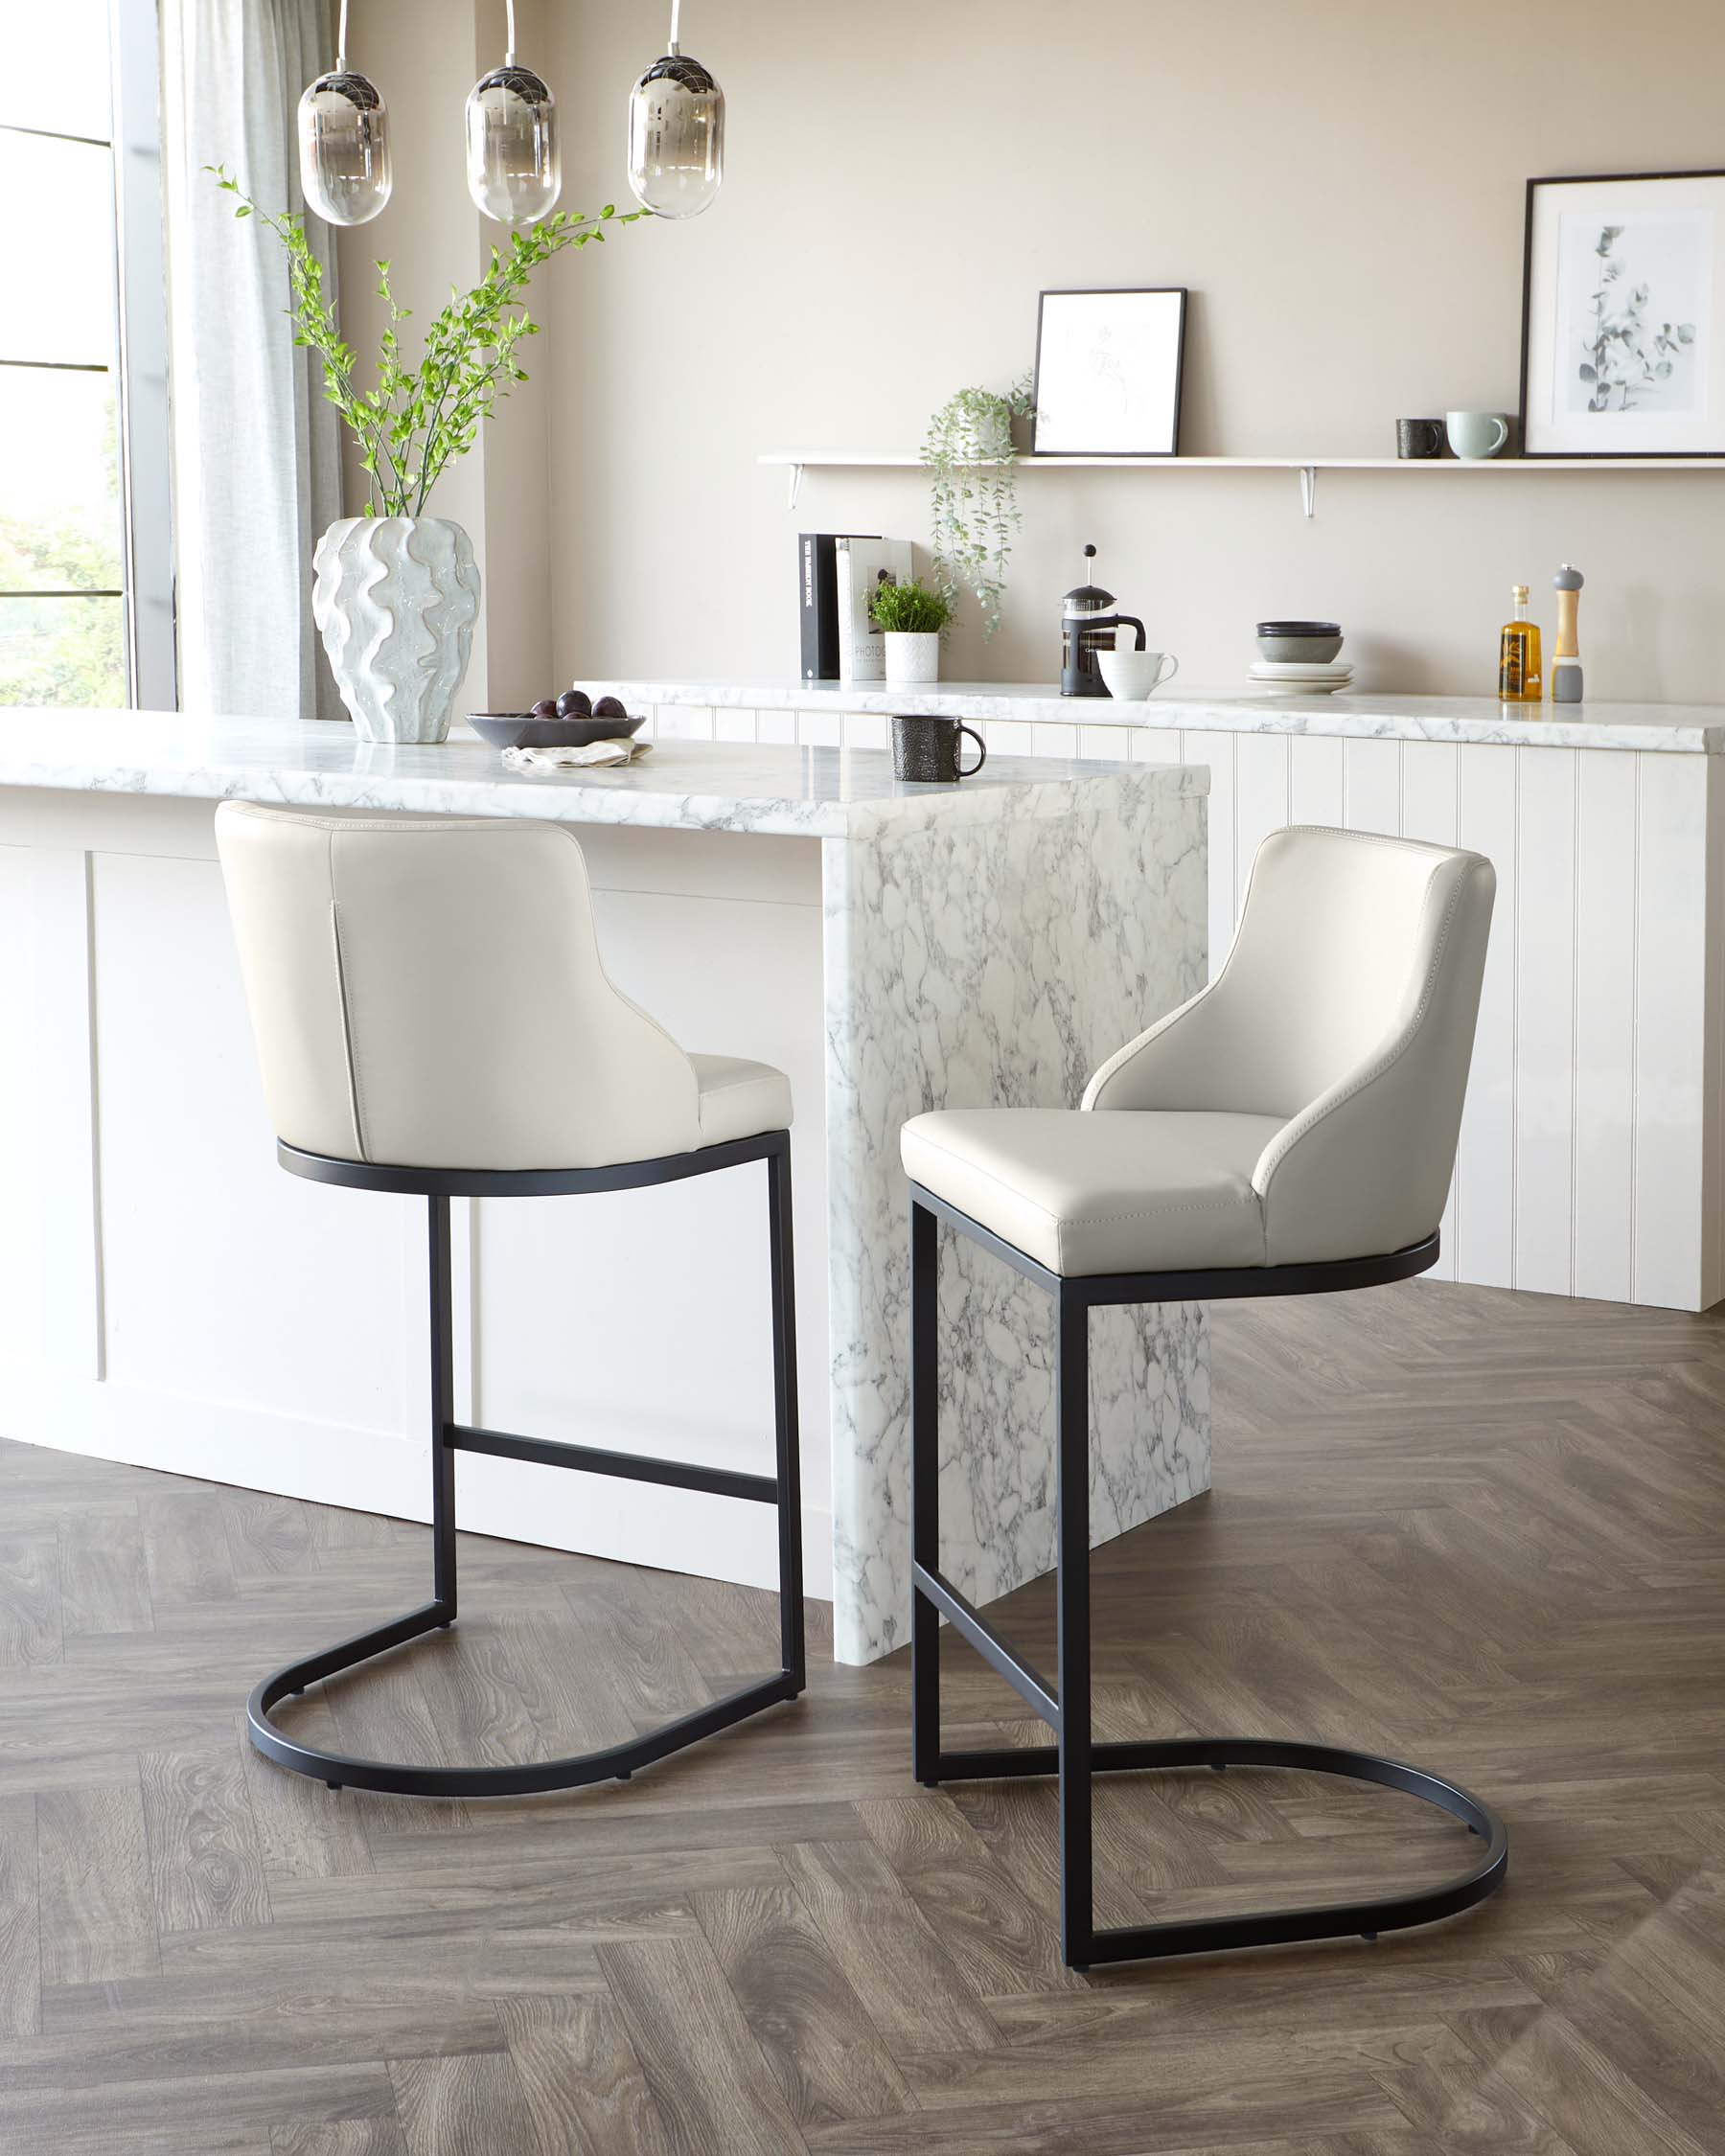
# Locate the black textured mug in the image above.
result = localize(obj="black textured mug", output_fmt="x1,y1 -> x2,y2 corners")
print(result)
1396,417 -> 1446,459
891,714 -> 987,783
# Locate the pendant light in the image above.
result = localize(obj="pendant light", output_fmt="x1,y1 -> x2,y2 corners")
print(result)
466,0 -> 562,225
297,0 -> 392,227
627,0 -> 724,220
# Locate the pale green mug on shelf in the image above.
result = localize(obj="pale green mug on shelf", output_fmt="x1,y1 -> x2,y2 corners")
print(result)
1446,410 -> 1510,459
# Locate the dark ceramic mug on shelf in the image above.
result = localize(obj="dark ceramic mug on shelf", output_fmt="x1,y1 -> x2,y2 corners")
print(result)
1396,417 -> 1446,459
891,714 -> 987,783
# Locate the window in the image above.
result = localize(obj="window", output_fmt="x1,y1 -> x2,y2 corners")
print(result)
0,0 -> 173,709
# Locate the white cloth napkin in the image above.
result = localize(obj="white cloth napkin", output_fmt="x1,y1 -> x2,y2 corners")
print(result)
502,739 -> 654,773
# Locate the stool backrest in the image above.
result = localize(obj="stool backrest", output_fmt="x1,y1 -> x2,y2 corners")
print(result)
1086,825 -> 1496,1264
215,805 -> 701,1171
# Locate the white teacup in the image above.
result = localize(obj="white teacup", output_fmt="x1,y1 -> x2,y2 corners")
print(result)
1098,648 -> 1179,700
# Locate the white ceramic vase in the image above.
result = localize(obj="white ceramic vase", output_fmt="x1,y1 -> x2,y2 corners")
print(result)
312,516 -> 481,745
884,631 -> 940,687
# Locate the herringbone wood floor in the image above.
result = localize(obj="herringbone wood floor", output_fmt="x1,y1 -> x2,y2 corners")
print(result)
2,1277 -> 1724,2153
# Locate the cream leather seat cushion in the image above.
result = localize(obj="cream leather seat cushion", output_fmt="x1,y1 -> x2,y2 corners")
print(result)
901,1109 -> 1287,1276
691,1054 -> 794,1147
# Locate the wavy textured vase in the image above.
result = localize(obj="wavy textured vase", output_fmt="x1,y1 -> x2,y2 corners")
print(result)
312,517 -> 481,744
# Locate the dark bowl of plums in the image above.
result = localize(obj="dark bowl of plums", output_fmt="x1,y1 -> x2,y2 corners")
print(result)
469,691 -> 644,750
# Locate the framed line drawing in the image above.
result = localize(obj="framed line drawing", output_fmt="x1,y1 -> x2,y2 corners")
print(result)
1031,287 -> 1187,457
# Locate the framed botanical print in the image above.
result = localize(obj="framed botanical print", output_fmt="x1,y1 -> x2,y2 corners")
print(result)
1520,170 -> 1725,456
1031,287 -> 1186,457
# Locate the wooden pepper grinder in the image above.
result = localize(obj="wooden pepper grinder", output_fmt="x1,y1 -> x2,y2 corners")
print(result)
1552,565 -> 1585,704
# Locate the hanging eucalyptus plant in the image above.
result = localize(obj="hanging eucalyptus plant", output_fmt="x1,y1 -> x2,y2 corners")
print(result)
922,373 -> 1034,639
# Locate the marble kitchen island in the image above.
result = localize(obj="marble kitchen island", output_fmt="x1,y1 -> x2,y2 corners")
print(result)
0,711 -> 1208,1663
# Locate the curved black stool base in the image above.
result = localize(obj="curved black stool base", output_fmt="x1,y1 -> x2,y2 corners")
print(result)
908,1184 -> 1510,1970
922,1733 -> 1508,1967
247,1602 -> 802,1800
247,1131 -> 805,1802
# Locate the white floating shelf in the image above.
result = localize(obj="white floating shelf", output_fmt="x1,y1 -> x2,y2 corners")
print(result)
760,449 -> 1725,516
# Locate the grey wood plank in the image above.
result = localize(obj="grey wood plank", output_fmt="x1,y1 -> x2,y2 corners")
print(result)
223,1488 -> 319,1581
0,1533 -> 62,1669
37,1778 -> 159,1984
391,2051 -> 542,2156
562,1572 -> 715,1730
777,1839 -> 999,2055
0,1794 -> 38,2036
273,2124 -> 408,2156
395,1613 -> 630,1775
239,1698 -> 376,1888
857,1793 -> 1084,1998
267,1843 -> 784,1933
694,1879 -> 913,2128
143,1488 -> 241,1609
141,1740 -> 272,1934
58,1502 -> 153,1638
597,1930 -> 807,2156
495,1990 -> 677,2156
153,1919 -> 607,1998
322,1640 -> 473,1845
0,2061 -> 397,2153
33,1966 -> 510,2083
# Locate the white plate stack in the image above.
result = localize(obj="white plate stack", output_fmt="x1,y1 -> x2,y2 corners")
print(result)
1247,658 -> 1355,697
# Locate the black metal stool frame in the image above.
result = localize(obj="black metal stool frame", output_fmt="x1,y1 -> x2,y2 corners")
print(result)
908,1183 -> 1508,1969
246,1129 -> 804,1800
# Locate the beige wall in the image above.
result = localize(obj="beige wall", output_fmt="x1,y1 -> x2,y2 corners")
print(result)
353,0 -> 1725,701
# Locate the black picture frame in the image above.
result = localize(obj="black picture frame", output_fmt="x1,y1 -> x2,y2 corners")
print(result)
1519,169 -> 1725,459
1030,287 -> 1187,459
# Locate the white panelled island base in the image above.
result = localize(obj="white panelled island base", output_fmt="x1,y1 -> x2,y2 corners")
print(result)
602,681 -> 1725,1313
0,712 -> 1208,1663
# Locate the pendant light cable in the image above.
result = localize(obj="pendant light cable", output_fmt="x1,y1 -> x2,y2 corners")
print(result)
668,0 -> 680,55
504,0 -> 517,64
336,0 -> 349,68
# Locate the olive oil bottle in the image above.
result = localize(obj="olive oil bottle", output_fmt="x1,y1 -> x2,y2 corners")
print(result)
1498,585 -> 1543,703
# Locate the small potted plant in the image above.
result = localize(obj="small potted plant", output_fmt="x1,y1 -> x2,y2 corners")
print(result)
871,578 -> 951,687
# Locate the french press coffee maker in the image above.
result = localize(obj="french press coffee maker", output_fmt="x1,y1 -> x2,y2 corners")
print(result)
1061,543 -> 1146,698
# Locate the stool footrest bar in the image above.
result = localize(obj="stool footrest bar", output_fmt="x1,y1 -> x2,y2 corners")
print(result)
448,1423 -> 778,1503
912,1561 -> 1060,1729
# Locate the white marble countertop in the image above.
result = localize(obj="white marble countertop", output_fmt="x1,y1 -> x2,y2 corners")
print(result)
591,678 -> 1725,755
0,709 -> 1206,837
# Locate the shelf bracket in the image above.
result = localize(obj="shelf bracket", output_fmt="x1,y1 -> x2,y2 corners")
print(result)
1300,465 -> 1317,518
786,462 -> 803,511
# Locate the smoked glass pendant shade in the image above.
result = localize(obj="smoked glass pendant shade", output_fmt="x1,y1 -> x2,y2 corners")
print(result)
466,62 -> 562,225
296,69 -> 392,226
627,50 -> 724,219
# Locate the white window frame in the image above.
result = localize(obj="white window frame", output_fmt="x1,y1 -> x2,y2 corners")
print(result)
0,0 -> 175,709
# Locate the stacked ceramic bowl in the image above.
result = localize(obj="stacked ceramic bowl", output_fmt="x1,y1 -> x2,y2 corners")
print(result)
1250,620 -> 1352,696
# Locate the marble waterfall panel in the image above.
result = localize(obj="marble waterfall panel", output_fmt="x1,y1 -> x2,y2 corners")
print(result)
821,765 -> 1210,1664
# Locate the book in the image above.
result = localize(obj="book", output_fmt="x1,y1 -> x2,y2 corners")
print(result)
798,532 -> 878,681
835,538 -> 915,682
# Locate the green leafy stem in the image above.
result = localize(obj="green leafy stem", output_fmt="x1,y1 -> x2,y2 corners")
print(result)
209,168 -> 649,517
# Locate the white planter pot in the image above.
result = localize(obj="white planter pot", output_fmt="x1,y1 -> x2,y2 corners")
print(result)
312,516 -> 481,745
884,631 -> 940,687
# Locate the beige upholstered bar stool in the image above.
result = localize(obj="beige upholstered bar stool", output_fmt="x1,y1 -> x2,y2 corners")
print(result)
901,825 -> 1506,1969
215,804 -> 803,1799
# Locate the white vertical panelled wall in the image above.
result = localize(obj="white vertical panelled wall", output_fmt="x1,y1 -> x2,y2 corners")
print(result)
639,705 -> 1725,1312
